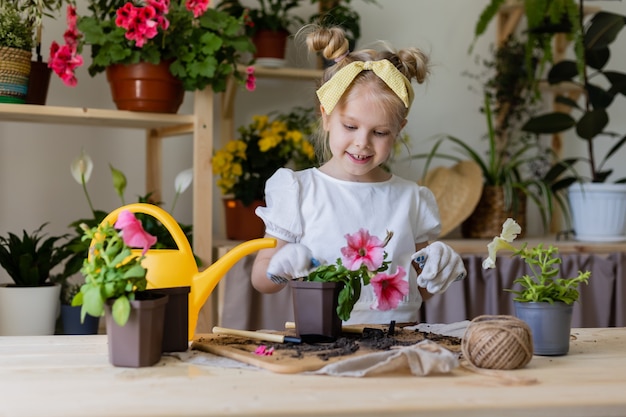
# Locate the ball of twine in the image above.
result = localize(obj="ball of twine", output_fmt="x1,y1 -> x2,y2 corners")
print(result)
461,315 -> 533,370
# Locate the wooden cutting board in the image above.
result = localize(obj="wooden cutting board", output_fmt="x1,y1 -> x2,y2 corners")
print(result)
191,328 -> 462,374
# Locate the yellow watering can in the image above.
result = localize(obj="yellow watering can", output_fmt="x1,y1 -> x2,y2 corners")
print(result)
98,203 -> 276,340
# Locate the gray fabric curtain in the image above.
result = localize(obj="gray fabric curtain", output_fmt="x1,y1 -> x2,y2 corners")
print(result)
422,253 -> 626,327
220,253 -> 626,330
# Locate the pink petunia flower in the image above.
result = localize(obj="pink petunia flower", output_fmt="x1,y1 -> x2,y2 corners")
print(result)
370,267 -> 408,311
341,228 -> 385,271
254,345 -> 274,356
114,210 -> 157,255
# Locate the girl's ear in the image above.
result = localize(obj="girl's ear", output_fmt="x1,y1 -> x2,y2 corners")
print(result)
320,105 -> 330,131
400,118 -> 408,131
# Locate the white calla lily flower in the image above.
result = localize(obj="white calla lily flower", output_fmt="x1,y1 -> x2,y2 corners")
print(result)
175,168 -> 193,194
171,168 -> 193,213
70,150 -> 93,185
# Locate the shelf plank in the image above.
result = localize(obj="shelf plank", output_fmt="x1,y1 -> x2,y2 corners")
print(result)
240,65 -> 323,80
0,103 -> 194,133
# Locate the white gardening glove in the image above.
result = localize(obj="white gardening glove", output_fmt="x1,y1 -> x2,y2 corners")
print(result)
411,241 -> 466,294
266,243 -> 319,285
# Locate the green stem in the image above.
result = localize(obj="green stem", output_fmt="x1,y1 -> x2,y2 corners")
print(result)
82,175 -> 96,217
170,191 -> 181,215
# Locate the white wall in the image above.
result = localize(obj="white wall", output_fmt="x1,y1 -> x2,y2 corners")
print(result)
1,0 -> 625,283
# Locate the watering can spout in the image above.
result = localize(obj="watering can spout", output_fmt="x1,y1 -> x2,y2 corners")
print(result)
190,237 -> 276,330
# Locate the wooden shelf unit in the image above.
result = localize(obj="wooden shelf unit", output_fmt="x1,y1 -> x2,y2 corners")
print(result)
0,89 -> 215,293
1,66 -> 323,329
220,65 -> 323,146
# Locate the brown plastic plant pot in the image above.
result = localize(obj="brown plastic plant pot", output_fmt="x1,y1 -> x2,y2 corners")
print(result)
148,286 -> 191,352
105,292 -> 168,368
290,280 -> 342,339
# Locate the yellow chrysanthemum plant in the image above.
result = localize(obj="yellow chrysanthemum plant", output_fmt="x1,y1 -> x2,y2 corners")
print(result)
483,218 -> 590,305
213,107 -> 318,206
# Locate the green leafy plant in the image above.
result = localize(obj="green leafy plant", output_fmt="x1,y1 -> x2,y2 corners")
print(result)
212,107 -> 318,206
0,224 -> 70,287
413,93 -> 575,232
50,0 -> 255,91
7,0 -> 68,59
483,218 -> 590,304
217,0 -> 305,36
0,2 -> 34,50
72,212 -> 154,326
521,9 -> 626,184
470,0 -> 584,87
59,150 -> 195,305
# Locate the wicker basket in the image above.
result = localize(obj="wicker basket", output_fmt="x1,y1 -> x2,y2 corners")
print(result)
461,186 -> 527,239
0,47 -> 32,104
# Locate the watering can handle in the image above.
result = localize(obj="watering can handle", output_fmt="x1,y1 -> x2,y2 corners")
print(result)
97,203 -> 194,258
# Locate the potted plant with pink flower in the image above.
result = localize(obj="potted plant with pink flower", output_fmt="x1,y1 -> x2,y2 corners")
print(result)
49,0 -> 256,112
291,229 -> 408,338
72,210 -> 168,367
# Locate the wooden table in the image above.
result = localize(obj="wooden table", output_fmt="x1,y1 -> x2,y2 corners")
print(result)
1,328 -> 625,417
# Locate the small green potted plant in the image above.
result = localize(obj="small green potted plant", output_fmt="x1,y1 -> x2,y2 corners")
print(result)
61,149 -> 195,343
0,2 -> 34,103
212,107 -> 318,240
520,8 -> 626,241
289,229 -> 407,338
483,217 -> 590,356
72,210 -> 168,367
217,0 -> 305,63
0,224 -> 71,335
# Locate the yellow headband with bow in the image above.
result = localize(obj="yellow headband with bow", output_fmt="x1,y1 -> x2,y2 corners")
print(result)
316,59 -> 414,115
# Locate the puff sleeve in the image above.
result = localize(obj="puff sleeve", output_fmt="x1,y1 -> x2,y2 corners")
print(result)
255,168 -> 303,242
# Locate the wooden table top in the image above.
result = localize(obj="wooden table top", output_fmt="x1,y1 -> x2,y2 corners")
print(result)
1,327 -> 625,417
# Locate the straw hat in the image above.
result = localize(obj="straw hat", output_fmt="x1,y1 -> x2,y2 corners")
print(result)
420,160 -> 484,237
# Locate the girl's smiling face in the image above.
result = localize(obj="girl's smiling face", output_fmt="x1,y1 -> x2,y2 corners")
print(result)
321,83 -> 406,182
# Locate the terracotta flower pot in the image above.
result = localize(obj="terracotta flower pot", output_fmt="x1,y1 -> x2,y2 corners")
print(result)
252,29 -> 289,67
223,198 -> 265,241
106,61 -> 184,113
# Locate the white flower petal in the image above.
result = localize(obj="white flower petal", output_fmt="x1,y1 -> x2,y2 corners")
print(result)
175,168 -> 193,193
482,257 -> 495,269
501,218 -> 521,242
70,150 -> 93,185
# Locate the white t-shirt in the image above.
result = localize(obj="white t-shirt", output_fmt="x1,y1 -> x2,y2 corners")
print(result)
255,168 -> 441,324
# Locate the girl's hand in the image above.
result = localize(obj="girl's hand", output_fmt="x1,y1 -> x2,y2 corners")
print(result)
266,243 -> 320,284
411,242 -> 466,294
